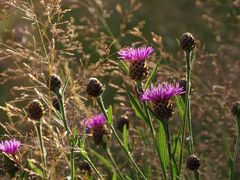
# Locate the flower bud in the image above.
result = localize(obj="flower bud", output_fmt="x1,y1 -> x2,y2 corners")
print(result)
116,116 -> 130,132
180,32 -> 196,51
86,78 -> 103,97
186,155 -> 200,171
47,74 -> 62,94
231,101 -> 240,118
26,100 -> 44,120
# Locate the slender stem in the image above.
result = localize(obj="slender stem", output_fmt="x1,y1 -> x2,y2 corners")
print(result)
163,122 -> 173,180
84,155 -> 103,180
35,122 -> 47,179
57,93 -> 75,179
97,97 -> 147,180
106,146 -> 125,180
186,51 -> 194,154
194,170 -> 200,180
179,50 -> 193,175
230,121 -> 240,180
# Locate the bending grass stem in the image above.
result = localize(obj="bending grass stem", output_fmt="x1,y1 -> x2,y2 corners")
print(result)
35,122 -> 47,179
106,146 -> 125,180
97,97 -> 147,180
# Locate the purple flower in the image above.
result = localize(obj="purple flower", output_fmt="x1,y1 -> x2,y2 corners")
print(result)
118,46 -> 154,62
140,83 -> 184,102
84,114 -> 106,129
0,139 -> 21,154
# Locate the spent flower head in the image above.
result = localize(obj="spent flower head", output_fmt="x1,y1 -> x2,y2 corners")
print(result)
0,139 -> 21,154
140,83 -> 184,102
118,46 -> 154,62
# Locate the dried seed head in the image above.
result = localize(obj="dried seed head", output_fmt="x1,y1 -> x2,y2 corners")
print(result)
180,32 -> 196,51
26,100 -> 44,120
47,74 -> 62,94
153,100 -> 174,120
231,101 -> 240,118
186,155 -> 200,171
86,78 -> 104,97
116,116 -> 130,132
129,61 -> 148,81
79,161 -> 92,176
92,124 -> 110,145
52,96 -> 60,111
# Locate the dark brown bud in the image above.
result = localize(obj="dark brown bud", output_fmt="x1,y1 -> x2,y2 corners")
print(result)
47,74 -> 62,94
26,100 -> 44,120
186,155 -> 200,171
52,96 -> 60,111
231,101 -> 240,118
180,32 -> 196,51
116,116 -> 130,132
86,78 -> 104,97
79,161 -> 91,176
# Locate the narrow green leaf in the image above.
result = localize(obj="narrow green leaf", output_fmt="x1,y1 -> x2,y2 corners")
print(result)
123,125 -> 129,151
89,149 -> 113,171
120,60 -> 129,74
157,122 -> 169,170
27,159 -> 44,178
107,105 -> 113,124
144,59 -> 160,89
112,172 -> 117,180
175,96 -> 185,120
61,76 -> 69,94
127,92 -> 147,122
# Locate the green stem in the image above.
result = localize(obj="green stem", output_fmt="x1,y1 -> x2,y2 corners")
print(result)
230,121 -> 240,180
106,146 -> 125,180
57,93 -> 75,179
35,122 -> 47,179
97,97 -> 147,180
179,50 -> 193,175
84,155 -> 103,180
163,121 -> 173,180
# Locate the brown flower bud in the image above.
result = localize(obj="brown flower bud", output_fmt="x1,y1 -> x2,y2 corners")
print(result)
86,78 -> 104,97
180,32 -> 196,51
26,100 -> 44,120
186,155 -> 200,171
47,74 -> 62,94
116,116 -> 130,132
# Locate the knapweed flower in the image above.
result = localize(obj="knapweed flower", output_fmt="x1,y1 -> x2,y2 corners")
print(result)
118,46 -> 154,81
84,114 -> 110,145
47,74 -> 62,94
140,83 -> 184,120
0,139 -> 21,154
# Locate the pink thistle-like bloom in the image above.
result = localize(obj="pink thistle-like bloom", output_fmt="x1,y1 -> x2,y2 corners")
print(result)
140,83 -> 184,102
0,139 -> 21,154
84,114 -> 106,129
118,46 -> 154,62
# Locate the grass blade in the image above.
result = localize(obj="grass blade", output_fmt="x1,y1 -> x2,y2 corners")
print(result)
144,59 -> 160,90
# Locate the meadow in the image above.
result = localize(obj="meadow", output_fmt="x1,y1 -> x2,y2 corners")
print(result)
0,0 -> 240,179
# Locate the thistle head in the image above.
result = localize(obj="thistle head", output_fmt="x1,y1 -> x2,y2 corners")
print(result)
0,139 -> 21,154
140,83 -> 184,102
118,46 -> 154,62
186,155 -> 201,171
